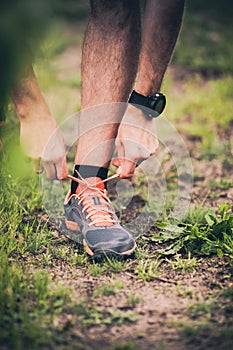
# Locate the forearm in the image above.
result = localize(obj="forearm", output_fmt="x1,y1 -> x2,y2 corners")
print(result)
10,64 -> 67,179
12,65 -> 51,120
135,0 -> 185,95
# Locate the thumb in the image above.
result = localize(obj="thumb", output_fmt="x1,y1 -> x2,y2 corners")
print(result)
33,158 -> 43,174
112,157 -> 123,177
112,158 -> 120,168
56,156 -> 68,180
114,138 -> 136,178
113,138 -> 125,175
113,156 -> 136,178
118,157 -> 136,178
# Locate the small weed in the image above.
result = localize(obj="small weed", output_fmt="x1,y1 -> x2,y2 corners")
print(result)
153,203 -> 233,258
52,246 -> 70,260
173,319 -> 233,350
176,282 -> 194,299
75,303 -> 140,326
187,301 -> 217,320
107,309 -> 140,325
110,340 -> 141,350
220,286 -> 233,299
68,251 -> 88,266
102,256 -> 129,273
113,279 -> 125,289
42,250 -> 53,266
89,262 -> 106,276
166,252 -> 197,272
135,259 -> 161,281
178,321 -> 211,337
127,292 -> 142,308
134,245 -> 151,259
209,179 -> 233,191
94,283 -> 116,297
93,279 -> 125,297
24,219 -> 53,254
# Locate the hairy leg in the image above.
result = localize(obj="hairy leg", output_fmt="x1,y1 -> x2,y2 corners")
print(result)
135,0 -> 185,94
114,0 -> 185,177
75,0 -> 141,167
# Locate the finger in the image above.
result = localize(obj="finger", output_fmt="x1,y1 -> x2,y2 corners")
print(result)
56,157 -> 68,180
42,161 -> 57,180
114,139 -> 125,175
112,158 -> 120,167
33,158 -> 43,174
150,139 -> 159,155
112,158 -> 124,177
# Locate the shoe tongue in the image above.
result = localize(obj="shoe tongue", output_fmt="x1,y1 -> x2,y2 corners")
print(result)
75,177 -> 105,193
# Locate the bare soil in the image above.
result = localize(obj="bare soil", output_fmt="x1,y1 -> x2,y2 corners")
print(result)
37,240 -> 233,350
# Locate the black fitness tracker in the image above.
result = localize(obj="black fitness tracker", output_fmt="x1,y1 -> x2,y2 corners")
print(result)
128,90 -> 166,119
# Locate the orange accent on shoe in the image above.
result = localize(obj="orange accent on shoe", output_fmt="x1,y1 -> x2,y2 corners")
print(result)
83,239 -> 94,256
65,218 -> 80,231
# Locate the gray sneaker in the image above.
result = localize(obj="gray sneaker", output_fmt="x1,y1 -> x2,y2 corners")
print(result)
64,177 -> 136,259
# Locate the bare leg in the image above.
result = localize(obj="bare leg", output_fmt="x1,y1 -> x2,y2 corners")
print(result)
114,0 -> 185,177
135,0 -> 185,94
75,0 -> 141,167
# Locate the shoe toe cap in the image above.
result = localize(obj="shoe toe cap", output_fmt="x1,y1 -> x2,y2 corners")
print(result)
85,225 -> 135,254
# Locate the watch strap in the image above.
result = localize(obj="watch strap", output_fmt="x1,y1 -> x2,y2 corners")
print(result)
128,90 -> 166,118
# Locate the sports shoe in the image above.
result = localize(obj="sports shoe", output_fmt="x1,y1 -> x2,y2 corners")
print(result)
64,175 -> 136,259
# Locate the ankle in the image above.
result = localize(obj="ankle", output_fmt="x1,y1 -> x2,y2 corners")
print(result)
71,165 -> 108,194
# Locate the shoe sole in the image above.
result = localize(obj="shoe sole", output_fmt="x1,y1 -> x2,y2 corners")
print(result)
65,219 -> 136,259
83,239 -> 137,258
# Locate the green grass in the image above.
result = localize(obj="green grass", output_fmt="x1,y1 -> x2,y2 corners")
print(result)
174,0 -> 233,74
164,0 -> 233,161
0,153 -> 88,349
164,75 -> 233,160
0,252 -> 71,349
0,158 -> 70,349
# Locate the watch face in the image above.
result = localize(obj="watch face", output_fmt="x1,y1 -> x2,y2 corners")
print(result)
156,97 -> 166,114
148,94 -> 166,115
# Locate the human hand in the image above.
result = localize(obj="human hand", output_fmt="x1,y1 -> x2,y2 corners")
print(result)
20,115 -> 68,180
112,104 -> 159,178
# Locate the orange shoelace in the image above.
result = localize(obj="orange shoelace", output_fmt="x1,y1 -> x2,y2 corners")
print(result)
67,172 -> 119,227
